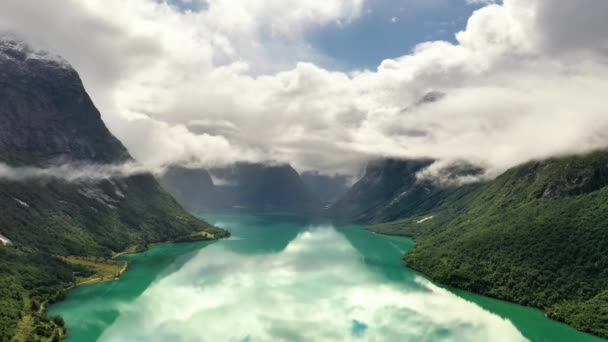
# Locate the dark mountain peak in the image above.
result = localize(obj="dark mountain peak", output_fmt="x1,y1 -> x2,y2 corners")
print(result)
328,158 -> 436,223
160,162 -> 323,213
211,162 -> 323,212
416,91 -> 446,105
401,91 -> 446,113
0,37 -> 129,165
0,35 -> 71,70
159,165 -> 220,213
300,171 -> 350,206
0,36 -> 223,245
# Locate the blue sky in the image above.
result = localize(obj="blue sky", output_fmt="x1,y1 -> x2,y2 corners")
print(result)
165,0 -> 489,70
309,0 -> 487,70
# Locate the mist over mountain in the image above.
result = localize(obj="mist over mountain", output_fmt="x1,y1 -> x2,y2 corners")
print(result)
159,166 -> 220,213
0,38 -> 130,166
160,163 -> 323,213
300,171 -> 351,206
0,39 -> 225,340
3,0 -> 608,178
348,151 -> 608,338
328,158 -> 483,223
1,0 -> 608,340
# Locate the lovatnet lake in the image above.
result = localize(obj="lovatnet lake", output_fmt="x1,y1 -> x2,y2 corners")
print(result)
49,212 -> 605,341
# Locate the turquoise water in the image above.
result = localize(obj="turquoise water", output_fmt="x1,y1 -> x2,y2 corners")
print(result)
49,211 -> 604,341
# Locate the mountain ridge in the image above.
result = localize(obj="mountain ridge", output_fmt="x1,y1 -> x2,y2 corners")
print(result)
160,163 -> 323,214
366,150 -> 608,338
0,39 -> 227,340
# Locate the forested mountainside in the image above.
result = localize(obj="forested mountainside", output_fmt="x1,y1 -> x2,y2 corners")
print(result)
0,38 -> 227,341
368,151 -> 608,338
328,158 -> 482,223
160,163 -> 323,213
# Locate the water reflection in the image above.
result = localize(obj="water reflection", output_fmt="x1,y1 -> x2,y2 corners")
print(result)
98,225 -> 527,342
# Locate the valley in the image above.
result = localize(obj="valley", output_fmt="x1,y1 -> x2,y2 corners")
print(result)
2,0 -> 608,339
49,212 -> 604,342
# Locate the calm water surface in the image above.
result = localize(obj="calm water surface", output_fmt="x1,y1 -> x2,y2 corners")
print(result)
49,212 -> 604,341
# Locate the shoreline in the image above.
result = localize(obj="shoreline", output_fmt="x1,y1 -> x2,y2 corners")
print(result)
64,261 -> 130,291
74,232 -> 225,287
369,228 -> 606,341
45,231 -> 229,341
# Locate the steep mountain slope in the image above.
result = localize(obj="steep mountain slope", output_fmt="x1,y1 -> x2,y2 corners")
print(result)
211,163 -> 322,212
372,151 -> 608,338
0,40 -> 129,166
0,39 -> 227,340
300,171 -> 350,206
160,163 -> 323,213
328,158 -> 482,223
159,166 -> 222,213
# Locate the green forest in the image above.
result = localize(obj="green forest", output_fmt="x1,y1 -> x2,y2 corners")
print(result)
371,151 -> 608,338
0,176 -> 228,340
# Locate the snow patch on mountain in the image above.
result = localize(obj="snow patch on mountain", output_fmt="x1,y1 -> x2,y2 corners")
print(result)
0,34 -> 71,68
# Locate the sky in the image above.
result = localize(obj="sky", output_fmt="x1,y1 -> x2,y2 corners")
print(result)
310,0 -> 488,70
168,0 -> 488,70
0,0 -> 607,180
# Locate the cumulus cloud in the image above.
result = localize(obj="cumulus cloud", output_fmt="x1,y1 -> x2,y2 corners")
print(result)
0,0 -> 607,178
96,227 -> 527,341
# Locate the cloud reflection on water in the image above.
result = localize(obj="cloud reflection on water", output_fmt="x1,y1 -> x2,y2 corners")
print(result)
99,226 -> 527,342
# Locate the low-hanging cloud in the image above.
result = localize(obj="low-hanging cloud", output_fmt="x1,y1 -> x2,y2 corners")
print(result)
0,162 -> 154,182
0,0 -> 607,178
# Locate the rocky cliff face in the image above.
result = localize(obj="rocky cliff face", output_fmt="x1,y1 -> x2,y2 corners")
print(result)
210,163 -> 322,212
328,158 -> 483,223
159,166 -> 222,213
0,38 -> 129,165
328,159 -> 433,223
0,39 -> 227,340
0,38 -> 225,255
300,171 -> 350,206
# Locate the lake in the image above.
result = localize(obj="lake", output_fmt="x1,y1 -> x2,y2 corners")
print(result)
49,211 -> 604,341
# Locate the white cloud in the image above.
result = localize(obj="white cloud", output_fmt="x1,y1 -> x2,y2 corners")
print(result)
465,0 -> 497,5
0,0 -> 607,178
0,162 -> 154,182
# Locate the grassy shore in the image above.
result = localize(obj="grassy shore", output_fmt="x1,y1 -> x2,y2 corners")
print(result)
60,256 -> 128,287
8,228 -> 226,342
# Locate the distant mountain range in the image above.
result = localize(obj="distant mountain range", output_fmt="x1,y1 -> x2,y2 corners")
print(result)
300,171 -> 350,207
160,163 -> 324,213
0,38 -> 226,340
328,152 -> 608,338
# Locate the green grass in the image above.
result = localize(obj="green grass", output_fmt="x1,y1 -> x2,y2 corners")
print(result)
60,256 -> 127,286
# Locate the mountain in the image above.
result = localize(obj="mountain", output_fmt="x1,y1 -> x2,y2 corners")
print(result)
159,163 -> 323,213
159,166 -> 221,213
328,158 -> 482,223
211,163 -> 323,212
0,38 -> 227,340
300,171 -> 350,207
369,151 -> 608,338
0,40 -> 129,166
